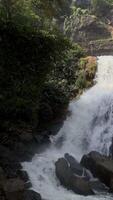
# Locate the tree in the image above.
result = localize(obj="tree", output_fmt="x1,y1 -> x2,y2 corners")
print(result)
0,0 -> 38,29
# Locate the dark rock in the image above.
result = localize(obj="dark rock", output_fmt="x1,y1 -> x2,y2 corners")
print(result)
7,141 -> 34,162
84,169 -> 93,181
81,151 -> 113,191
109,137 -> 113,159
3,178 -> 25,200
23,190 -> 42,200
64,153 -> 83,176
55,157 -> 94,195
110,177 -> 113,192
0,167 -> 6,183
64,153 -> 92,180
0,188 -> 6,200
55,158 -> 71,188
19,130 -> 33,142
17,170 -> 29,183
24,181 -> 32,189
3,178 -> 25,193
0,145 -> 21,178
89,180 -> 109,194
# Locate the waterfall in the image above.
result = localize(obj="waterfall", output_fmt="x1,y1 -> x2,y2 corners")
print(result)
23,56 -> 113,200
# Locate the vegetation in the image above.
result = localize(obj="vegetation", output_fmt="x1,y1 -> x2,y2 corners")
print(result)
70,0 -> 113,17
91,0 -> 113,16
0,0 -> 101,131
0,0 -> 85,130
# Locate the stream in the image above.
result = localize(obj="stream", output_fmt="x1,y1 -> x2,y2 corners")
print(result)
23,56 -> 113,200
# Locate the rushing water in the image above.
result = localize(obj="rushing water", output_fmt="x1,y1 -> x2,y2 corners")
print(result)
23,56 -> 113,200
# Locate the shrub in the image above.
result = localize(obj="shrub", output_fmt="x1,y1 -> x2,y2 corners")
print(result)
0,21 -> 70,128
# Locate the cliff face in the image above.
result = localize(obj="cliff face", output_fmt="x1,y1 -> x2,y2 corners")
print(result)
64,5 -> 113,55
64,14 -> 110,41
86,39 -> 113,56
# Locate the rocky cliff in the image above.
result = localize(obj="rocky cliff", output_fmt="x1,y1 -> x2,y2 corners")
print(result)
64,5 -> 113,55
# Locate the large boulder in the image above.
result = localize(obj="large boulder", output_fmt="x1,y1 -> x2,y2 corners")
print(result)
65,153 -> 92,180
81,151 -> 113,191
64,153 -> 83,176
55,157 -> 94,195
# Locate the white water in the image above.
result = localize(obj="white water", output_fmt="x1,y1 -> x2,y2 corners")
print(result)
23,56 -> 113,200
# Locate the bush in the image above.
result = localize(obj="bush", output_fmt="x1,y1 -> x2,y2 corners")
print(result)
0,21 -> 71,128
38,83 -> 69,125
48,43 -> 84,96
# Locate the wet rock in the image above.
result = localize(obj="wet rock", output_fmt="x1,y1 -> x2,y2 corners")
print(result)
65,153 -> 92,180
17,170 -> 29,183
89,180 -> 109,194
24,181 -> 32,189
16,170 -> 32,189
109,137 -> 113,159
64,153 -> 83,176
23,190 -> 42,200
34,132 -> 50,145
55,157 -> 94,195
81,151 -> 113,191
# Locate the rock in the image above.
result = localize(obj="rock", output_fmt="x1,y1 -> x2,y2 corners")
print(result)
24,181 -> 32,189
23,190 -> 42,200
3,178 -> 25,200
9,141 -> 34,162
64,14 -> 111,44
16,170 -> 32,188
17,170 -> 29,183
89,180 -> 109,194
110,177 -> 113,192
0,188 -> 6,200
70,176 -> 94,196
109,137 -> 113,159
0,167 -> 6,183
3,178 -> 25,193
65,153 -> 92,180
55,158 -> 71,188
19,130 -> 33,142
55,157 -> 94,195
81,151 -> 113,191
34,133 -> 50,145
0,145 -> 21,178
64,153 -> 83,176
